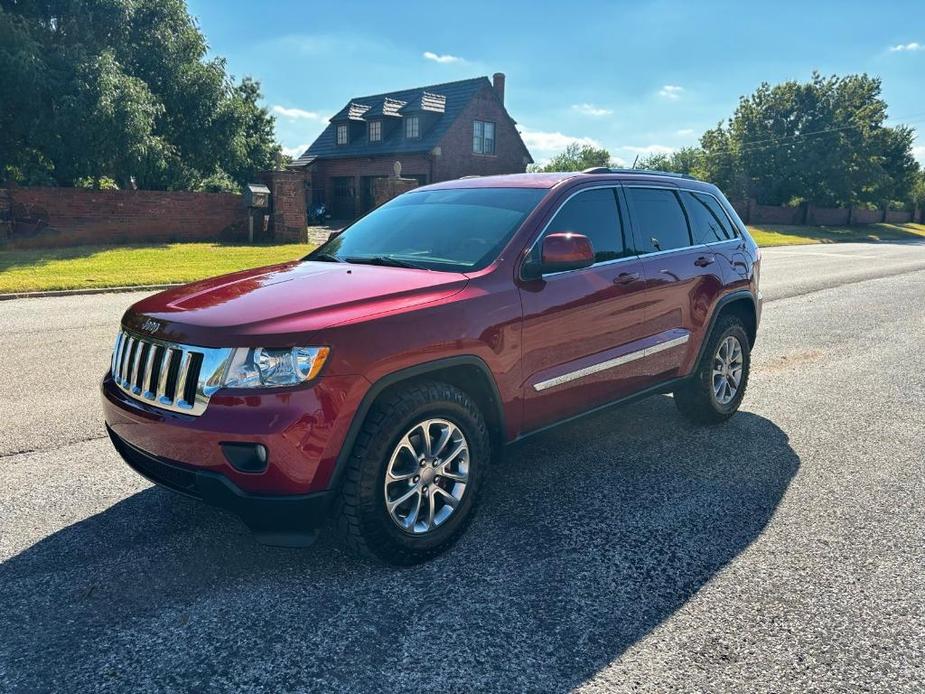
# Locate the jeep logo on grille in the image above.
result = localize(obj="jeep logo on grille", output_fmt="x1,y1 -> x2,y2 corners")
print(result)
141,318 -> 161,334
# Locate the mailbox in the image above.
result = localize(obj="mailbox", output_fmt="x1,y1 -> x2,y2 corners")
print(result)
244,183 -> 270,208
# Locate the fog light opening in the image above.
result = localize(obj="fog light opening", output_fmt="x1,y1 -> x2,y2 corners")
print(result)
220,442 -> 269,473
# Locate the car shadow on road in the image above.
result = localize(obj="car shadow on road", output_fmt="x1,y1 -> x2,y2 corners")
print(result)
0,396 -> 799,692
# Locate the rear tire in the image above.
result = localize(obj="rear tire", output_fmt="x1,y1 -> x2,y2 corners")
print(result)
674,315 -> 751,424
334,381 -> 489,565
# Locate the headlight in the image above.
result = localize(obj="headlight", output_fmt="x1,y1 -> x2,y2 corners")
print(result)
222,347 -> 330,388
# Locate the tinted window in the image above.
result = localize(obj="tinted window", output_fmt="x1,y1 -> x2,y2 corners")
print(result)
544,188 -> 624,263
625,187 -> 692,254
681,191 -> 736,243
306,187 -> 546,272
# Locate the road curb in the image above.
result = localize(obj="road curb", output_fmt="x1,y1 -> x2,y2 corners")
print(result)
0,284 -> 181,301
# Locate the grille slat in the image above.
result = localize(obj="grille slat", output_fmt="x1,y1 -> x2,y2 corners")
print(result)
109,329 -> 230,417
174,350 -> 193,408
155,347 -> 174,403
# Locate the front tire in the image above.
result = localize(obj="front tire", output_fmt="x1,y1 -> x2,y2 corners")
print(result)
674,315 -> 751,424
334,381 -> 489,564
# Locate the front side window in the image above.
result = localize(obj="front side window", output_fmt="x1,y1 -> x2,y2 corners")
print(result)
542,188 -> 624,263
336,124 -> 349,145
405,116 -> 420,139
305,187 -> 546,272
368,120 -> 382,142
473,120 -> 496,154
624,187 -> 692,254
680,191 -> 737,244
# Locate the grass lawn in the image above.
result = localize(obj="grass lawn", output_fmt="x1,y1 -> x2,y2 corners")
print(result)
748,222 -> 925,247
1,223 -> 924,294
0,243 -> 311,294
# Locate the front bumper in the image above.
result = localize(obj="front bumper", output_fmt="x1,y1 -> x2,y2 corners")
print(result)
102,372 -> 369,494
107,425 -> 334,545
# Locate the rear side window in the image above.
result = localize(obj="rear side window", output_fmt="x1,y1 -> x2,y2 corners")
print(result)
681,191 -> 737,243
544,188 -> 624,263
624,187 -> 691,254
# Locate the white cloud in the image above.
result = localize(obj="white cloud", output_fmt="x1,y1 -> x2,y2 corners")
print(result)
624,144 -> 676,155
658,85 -> 684,100
913,145 -> 925,165
282,143 -> 309,158
423,51 -> 463,63
571,103 -> 613,117
519,127 -> 602,155
675,128 -> 695,136
272,105 -> 325,121
888,42 -> 922,52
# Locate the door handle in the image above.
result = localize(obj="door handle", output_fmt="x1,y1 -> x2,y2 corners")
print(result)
694,255 -> 715,267
614,271 -> 640,285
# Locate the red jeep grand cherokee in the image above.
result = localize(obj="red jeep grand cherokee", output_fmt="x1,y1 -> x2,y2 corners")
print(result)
102,169 -> 761,563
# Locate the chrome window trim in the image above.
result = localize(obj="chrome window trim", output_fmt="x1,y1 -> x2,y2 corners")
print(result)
523,182 -> 742,279
533,334 -> 689,392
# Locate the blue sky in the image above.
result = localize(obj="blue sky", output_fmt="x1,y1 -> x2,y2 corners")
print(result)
188,0 -> 925,167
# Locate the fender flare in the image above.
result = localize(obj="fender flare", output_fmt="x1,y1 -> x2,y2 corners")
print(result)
326,355 -> 505,490
692,290 -> 758,368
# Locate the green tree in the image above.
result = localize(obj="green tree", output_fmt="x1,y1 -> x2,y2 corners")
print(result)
698,72 -> 921,206
636,147 -> 704,176
529,142 -> 614,172
0,0 -> 281,190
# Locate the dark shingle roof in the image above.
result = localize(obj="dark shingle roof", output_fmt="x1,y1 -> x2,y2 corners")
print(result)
330,102 -> 371,121
363,97 -> 407,118
400,91 -> 446,113
292,77 -> 490,165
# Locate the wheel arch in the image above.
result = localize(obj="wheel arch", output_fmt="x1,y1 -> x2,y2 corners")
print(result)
327,356 -> 506,490
694,291 -> 758,367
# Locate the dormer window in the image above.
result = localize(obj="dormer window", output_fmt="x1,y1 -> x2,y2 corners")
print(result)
473,120 -> 495,155
368,120 -> 382,142
336,124 -> 349,145
405,116 -> 420,139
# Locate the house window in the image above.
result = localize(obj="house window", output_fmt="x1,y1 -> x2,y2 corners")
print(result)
368,120 -> 382,142
405,116 -> 420,139
473,120 -> 495,155
336,124 -> 349,145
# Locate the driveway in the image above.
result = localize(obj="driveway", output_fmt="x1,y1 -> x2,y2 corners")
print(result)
1,242 -> 924,692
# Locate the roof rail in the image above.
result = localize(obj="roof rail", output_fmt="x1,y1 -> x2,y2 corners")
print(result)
581,166 -> 698,180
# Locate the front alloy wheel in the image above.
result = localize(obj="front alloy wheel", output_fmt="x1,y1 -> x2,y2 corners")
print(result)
334,381 -> 489,564
384,419 -> 470,534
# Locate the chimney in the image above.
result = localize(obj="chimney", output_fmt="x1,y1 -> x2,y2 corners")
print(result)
492,72 -> 505,105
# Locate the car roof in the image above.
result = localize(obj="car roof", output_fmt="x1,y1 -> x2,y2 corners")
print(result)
417,169 -> 717,193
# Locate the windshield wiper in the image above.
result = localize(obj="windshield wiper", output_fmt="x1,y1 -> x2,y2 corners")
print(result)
306,252 -> 345,263
343,255 -> 426,270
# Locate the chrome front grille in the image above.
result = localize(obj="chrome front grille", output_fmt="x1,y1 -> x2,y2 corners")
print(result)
110,329 -> 233,416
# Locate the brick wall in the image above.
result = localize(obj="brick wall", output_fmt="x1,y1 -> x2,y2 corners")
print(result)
259,170 -> 307,243
432,84 -> 531,181
4,187 -> 248,248
731,199 -> 921,226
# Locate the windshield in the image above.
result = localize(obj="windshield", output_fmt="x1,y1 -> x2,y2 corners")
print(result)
304,187 -> 546,272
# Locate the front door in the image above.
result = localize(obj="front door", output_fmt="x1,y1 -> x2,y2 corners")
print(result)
519,186 -> 649,432
622,185 -> 726,379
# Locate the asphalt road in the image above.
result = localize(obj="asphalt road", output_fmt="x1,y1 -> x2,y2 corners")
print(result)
1,241 -> 924,692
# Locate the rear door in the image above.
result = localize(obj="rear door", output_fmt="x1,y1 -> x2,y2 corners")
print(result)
622,185 -> 725,380
519,186 -> 649,432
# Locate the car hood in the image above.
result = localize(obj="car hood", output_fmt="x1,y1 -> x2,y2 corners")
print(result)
124,260 -> 469,346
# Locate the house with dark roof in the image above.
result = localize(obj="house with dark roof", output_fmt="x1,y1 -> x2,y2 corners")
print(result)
290,73 -> 533,218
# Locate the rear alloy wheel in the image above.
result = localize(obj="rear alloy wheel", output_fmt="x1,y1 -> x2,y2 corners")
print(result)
674,315 -> 751,424
335,382 -> 489,564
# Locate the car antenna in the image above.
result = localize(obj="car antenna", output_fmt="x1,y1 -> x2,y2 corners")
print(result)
631,154 -> 639,169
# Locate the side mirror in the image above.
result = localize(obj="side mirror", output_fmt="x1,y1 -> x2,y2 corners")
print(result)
525,232 -> 594,278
